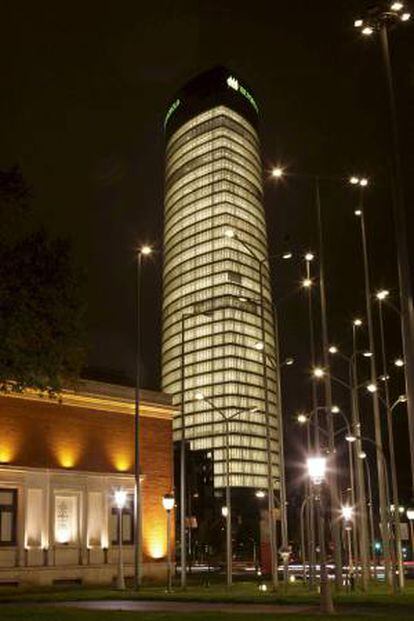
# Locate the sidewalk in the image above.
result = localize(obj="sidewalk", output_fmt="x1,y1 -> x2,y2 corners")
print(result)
59,600 -> 315,614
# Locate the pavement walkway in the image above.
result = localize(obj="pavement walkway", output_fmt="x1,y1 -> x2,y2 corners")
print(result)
59,600 -> 316,614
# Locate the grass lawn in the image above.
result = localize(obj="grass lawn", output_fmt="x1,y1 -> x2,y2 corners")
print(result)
1,582 -> 414,620
1,580 -> 414,605
2,608 -> 414,621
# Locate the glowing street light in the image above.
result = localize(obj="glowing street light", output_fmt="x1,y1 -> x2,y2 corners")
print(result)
313,367 -> 325,379
328,346 -> 338,354
331,405 -> 340,414
255,490 -> 266,498
362,26 -> 374,35
307,456 -> 327,485
376,289 -> 390,301
367,383 -> 378,393
114,490 -> 128,590
271,167 -> 284,178
282,251 -> 293,260
302,277 -> 312,288
305,252 -> 315,262
394,358 -> 405,367
391,2 -> 404,10
297,413 -> 308,425
345,434 -> 357,443
162,492 -> 175,592
341,505 -> 354,522
353,318 -> 363,327
140,245 -> 152,256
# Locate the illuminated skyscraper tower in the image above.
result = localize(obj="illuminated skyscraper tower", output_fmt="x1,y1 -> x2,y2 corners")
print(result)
162,67 -> 279,490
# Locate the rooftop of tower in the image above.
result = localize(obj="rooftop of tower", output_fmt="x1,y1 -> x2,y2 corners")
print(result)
164,66 -> 259,140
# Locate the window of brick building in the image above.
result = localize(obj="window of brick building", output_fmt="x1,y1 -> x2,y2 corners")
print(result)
0,489 -> 17,546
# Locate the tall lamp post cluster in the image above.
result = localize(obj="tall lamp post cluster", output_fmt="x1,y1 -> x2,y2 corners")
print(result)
127,4 -> 413,598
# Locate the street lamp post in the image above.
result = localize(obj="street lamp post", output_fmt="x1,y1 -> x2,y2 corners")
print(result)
351,185 -> 392,585
300,496 -> 309,583
195,392 -> 258,587
360,453 -> 378,580
162,493 -> 175,592
407,509 -> 414,559
329,334 -> 371,589
351,320 -> 371,588
315,179 -> 343,588
307,456 -> 334,614
179,308 -> 215,588
376,290 -> 405,588
225,229 -> 289,590
304,253 -> 318,588
353,0 -> 414,505
115,490 -> 128,590
134,244 -> 152,589
341,505 -> 354,588
346,433 -> 396,592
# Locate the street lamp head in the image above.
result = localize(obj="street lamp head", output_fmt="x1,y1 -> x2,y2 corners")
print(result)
360,178 -> 368,187
114,489 -> 128,510
305,252 -> 315,262
224,228 -> 236,239
345,434 -> 357,443
271,166 -> 284,178
297,413 -> 308,425
353,318 -> 363,327
194,391 -> 205,401
354,209 -> 362,217
354,19 -> 363,28
376,289 -> 390,301
162,492 -> 175,512
255,490 -> 266,498
140,245 -> 152,256
362,26 -> 374,35
331,405 -> 340,414
282,251 -> 293,260
367,383 -> 377,393
302,277 -> 312,289
391,2 -> 404,10
313,367 -> 325,379
399,506 -> 405,514
328,345 -> 338,354
284,357 -> 295,366
307,456 -> 327,485
362,351 -> 373,358
407,508 -> 414,521
221,506 -> 229,518
359,451 -> 367,459
349,176 -> 360,185
341,505 -> 353,522
394,358 -> 405,367
401,12 -> 411,20
398,394 -> 408,403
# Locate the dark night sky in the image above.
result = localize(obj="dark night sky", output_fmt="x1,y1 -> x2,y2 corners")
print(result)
2,1 -> 414,499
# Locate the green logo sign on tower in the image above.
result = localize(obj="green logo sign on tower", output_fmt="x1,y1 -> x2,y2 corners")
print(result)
226,75 -> 259,114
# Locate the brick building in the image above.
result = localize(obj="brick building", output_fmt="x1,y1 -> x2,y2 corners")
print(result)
0,380 -> 175,585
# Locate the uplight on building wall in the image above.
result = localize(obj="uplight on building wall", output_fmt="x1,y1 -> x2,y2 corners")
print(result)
162,67 -> 280,490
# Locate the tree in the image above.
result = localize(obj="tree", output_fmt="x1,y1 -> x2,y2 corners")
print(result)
0,166 -> 85,392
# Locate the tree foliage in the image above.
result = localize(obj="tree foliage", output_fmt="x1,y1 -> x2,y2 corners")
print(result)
0,166 -> 85,392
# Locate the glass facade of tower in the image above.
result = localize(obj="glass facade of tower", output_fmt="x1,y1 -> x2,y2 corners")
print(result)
162,73 -> 279,489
